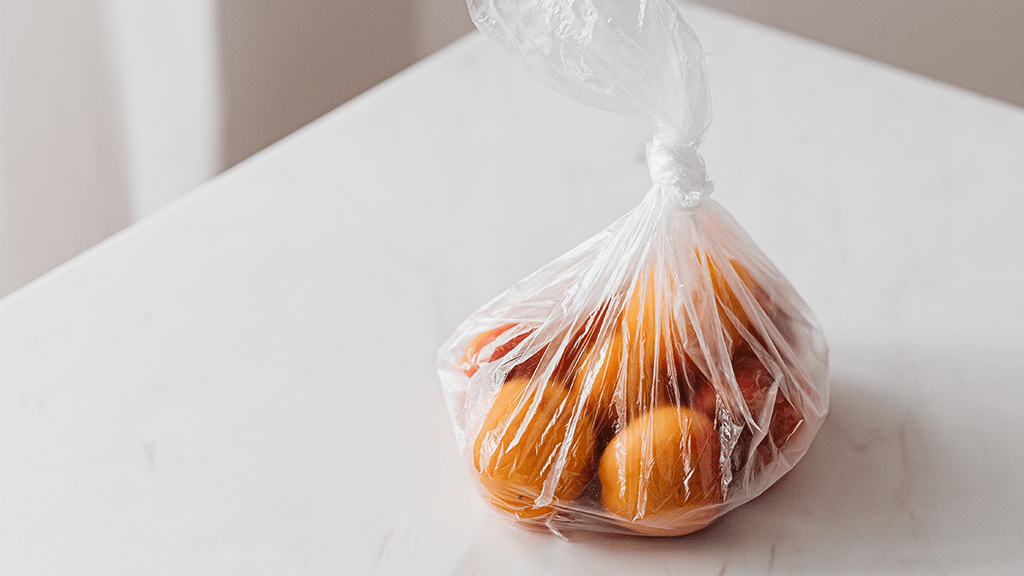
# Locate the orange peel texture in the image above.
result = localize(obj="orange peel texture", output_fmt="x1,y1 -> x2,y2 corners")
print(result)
473,378 -> 596,519
571,268 -> 699,429
687,251 -> 776,356
599,405 -> 722,536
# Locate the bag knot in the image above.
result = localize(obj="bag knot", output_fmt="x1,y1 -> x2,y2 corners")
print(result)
646,132 -> 714,208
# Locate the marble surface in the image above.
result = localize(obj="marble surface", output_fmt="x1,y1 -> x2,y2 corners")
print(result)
3,3 -> 1024,574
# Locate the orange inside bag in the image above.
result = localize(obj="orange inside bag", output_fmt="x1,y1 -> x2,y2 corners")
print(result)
440,0 -> 828,538
455,250 -> 822,536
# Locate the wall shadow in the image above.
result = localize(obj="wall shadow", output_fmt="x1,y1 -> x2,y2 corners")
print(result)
692,0 -> 1024,109
217,0 -> 419,168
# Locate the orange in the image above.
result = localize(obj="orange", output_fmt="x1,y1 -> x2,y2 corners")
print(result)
472,378 -> 596,519
458,323 -> 516,377
688,251 -> 773,354
543,304 -> 612,385
571,268 -> 695,428
458,323 -> 540,380
599,405 -> 722,536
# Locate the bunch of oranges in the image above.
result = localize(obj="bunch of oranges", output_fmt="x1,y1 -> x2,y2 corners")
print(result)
459,253 -> 805,536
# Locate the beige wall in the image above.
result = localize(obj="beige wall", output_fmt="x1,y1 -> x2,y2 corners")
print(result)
692,0 -> 1024,109
0,0 -> 136,297
218,0 -> 473,168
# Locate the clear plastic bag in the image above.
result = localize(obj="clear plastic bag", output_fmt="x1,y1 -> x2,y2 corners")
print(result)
437,0 -> 829,537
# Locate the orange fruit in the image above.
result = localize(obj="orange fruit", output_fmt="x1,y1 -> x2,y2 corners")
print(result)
599,405 -> 722,536
458,323 -> 539,380
472,378 -> 596,519
458,324 -> 515,377
571,268 -> 695,428
688,251 -> 774,354
622,267 -> 676,374
543,304 -> 611,385
572,328 -> 680,429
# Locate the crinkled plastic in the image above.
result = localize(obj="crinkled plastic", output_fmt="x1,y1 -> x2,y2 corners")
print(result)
437,0 -> 829,537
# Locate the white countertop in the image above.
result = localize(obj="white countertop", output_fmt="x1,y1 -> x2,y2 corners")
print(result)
3,4 -> 1023,574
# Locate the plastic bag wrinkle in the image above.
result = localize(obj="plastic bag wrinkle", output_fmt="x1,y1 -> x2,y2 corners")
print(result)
439,0 -> 829,537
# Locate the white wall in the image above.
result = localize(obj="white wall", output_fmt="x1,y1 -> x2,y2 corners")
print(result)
104,0 -> 221,218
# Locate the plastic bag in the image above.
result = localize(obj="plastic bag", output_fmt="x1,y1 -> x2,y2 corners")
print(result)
437,0 -> 829,537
